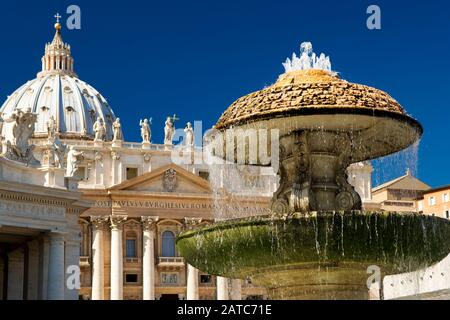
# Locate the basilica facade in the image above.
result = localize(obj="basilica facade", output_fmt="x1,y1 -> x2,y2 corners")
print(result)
0,20 -> 378,300
0,21 -> 281,300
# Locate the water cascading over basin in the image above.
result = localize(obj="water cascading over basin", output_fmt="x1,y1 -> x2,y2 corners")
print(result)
176,43 -> 450,299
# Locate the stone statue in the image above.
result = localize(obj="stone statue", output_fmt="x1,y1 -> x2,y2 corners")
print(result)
112,118 -> 123,141
164,114 -> 178,145
184,122 -> 194,147
42,132 -> 66,168
93,117 -> 106,141
47,115 -> 57,139
66,146 -> 84,177
1,108 -> 39,165
52,133 -> 66,168
139,118 -> 152,143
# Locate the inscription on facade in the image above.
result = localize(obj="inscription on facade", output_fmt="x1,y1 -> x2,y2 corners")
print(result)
0,200 -> 66,220
94,200 -> 270,214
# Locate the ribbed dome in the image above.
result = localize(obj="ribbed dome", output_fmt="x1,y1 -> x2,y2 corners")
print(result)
0,22 -> 117,141
1,74 -> 117,140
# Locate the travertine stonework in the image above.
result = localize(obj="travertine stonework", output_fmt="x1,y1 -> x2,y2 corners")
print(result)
216,70 -> 404,129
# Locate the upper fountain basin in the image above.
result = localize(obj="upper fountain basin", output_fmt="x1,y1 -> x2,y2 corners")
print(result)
214,69 -> 423,162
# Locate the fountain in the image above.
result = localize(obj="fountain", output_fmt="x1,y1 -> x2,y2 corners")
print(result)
176,43 -> 450,299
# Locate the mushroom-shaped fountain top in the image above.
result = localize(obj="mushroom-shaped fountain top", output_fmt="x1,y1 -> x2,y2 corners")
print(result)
214,42 -> 422,163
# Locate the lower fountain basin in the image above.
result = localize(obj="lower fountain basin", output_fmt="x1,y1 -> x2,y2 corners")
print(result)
176,212 -> 450,299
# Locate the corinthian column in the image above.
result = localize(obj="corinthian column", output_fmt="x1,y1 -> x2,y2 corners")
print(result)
47,233 -> 65,300
110,215 -> 127,300
184,217 -> 203,300
91,216 -> 108,300
141,216 -> 159,300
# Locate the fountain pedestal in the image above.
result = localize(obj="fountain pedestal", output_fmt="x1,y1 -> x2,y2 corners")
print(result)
271,131 -> 361,215
252,263 -> 371,300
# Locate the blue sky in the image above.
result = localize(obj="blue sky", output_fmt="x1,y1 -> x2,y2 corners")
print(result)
0,0 -> 449,187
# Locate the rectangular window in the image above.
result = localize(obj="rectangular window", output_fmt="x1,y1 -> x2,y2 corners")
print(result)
446,211 -> 449,219
126,239 -> 137,258
429,196 -> 436,206
161,273 -> 178,285
200,275 -> 212,284
125,274 -> 138,283
443,194 -> 449,203
126,167 -> 138,180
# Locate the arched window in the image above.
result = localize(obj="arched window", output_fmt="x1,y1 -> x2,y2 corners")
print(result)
162,231 -> 175,257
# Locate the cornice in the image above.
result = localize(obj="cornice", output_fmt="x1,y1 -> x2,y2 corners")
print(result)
0,180 -> 82,205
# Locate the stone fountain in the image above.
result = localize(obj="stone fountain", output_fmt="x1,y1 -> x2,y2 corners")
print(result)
176,43 -> 450,299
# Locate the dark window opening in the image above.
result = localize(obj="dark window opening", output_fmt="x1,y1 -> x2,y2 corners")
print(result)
126,167 -> 138,180
199,171 -> 210,181
200,275 -> 212,284
125,274 -> 138,283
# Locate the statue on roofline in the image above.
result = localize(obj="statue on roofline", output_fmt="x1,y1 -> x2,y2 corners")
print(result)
93,117 -> 106,141
164,114 -> 179,145
140,118 -> 152,143
112,118 -> 123,141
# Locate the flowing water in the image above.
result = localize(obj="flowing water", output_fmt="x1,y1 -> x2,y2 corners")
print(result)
186,42 -> 448,299
372,140 -> 421,188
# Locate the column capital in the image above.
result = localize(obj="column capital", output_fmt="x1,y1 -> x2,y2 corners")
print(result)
90,215 -> 109,230
141,216 -> 159,231
184,217 -> 203,230
110,215 -> 127,231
